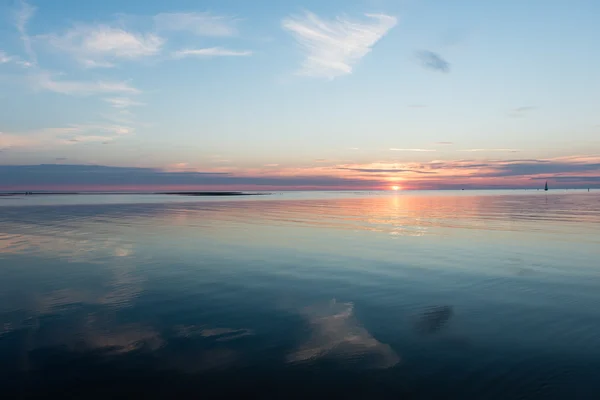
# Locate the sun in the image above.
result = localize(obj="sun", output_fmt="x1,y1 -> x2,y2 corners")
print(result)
391,185 -> 401,191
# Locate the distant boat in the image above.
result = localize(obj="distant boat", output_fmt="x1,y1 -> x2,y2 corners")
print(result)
544,181 -> 548,191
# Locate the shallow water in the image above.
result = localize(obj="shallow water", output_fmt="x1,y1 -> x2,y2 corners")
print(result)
1,191 -> 599,399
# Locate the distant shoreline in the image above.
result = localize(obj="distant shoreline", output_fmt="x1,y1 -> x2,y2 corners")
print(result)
157,192 -> 268,196
0,191 -> 269,197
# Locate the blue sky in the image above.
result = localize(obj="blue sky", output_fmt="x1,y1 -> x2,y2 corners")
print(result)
1,0 -> 599,190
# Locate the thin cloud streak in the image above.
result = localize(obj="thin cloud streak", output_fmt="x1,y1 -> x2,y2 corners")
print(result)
104,97 -> 145,109
172,47 -> 252,58
460,148 -> 520,153
336,156 -> 600,188
338,167 -> 435,174
390,148 -> 436,152
1,124 -> 134,150
514,106 -> 536,112
508,106 -> 536,118
282,12 -> 397,79
33,71 -> 140,95
14,0 -> 37,64
416,50 -> 450,73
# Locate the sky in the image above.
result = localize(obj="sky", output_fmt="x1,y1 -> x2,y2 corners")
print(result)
1,0 -> 599,191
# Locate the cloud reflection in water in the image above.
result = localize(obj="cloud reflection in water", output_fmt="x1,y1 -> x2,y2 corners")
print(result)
288,299 -> 400,369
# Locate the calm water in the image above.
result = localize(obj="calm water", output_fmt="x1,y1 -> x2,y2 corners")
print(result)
1,191 -> 600,399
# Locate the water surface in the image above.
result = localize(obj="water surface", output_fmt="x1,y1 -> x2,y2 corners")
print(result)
1,191 -> 599,399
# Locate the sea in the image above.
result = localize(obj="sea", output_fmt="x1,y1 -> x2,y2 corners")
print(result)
1,190 -> 599,399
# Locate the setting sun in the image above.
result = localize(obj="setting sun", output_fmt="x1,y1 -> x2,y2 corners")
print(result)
391,185 -> 401,191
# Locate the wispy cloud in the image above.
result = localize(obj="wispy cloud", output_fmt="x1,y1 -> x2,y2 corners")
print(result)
282,12 -> 397,79
69,124 -> 134,136
33,71 -> 140,96
338,167 -> 434,174
416,50 -> 450,73
41,24 -> 164,67
2,156 -> 600,190
334,156 -> 600,189
154,12 -> 239,37
390,148 -> 436,152
172,47 -> 252,59
0,50 -> 34,68
14,0 -> 37,64
104,97 -> 145,109
0,51 -> 12,64
508,106 -> 536,118
65,135 -> 116,144
514,106 -> 535,112
1,124 -> 134,150
460,148 -> 520,153
0,132 -> 39,150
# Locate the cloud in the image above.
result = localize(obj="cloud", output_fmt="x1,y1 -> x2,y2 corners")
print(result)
530,176 -> 600,183
282,12 -> 397,79
0,51 -> 12,64
0,124 -> 134,150
154,12 -> 239,36
338,156 -> 600,189
416,50 -> 450,73
390,148 -> 436,152
338,167 -> 434,174
41,24 -> 164,67
480,159 -> 600,178
514,106 -> 535,112
172,47 -> 252,59
0,164 -> 380,190
65,135 -> 115,144
508,106 -> 536,118
69,124 -> 134,136
2,156 -> 600,190
264,164 -> 279,167
16,60 -> 34,68
14,0 -> 37,64
460,148 -> 520,153
0,50 -> 34,68
0,132 -> 39,150
33,71 -> 140,95
104,97 -> 145,109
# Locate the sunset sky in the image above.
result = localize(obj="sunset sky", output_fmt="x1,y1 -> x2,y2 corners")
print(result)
1,0 -> 599,191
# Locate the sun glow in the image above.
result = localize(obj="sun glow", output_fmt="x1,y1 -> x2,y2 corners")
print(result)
391,185 -> 401,191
